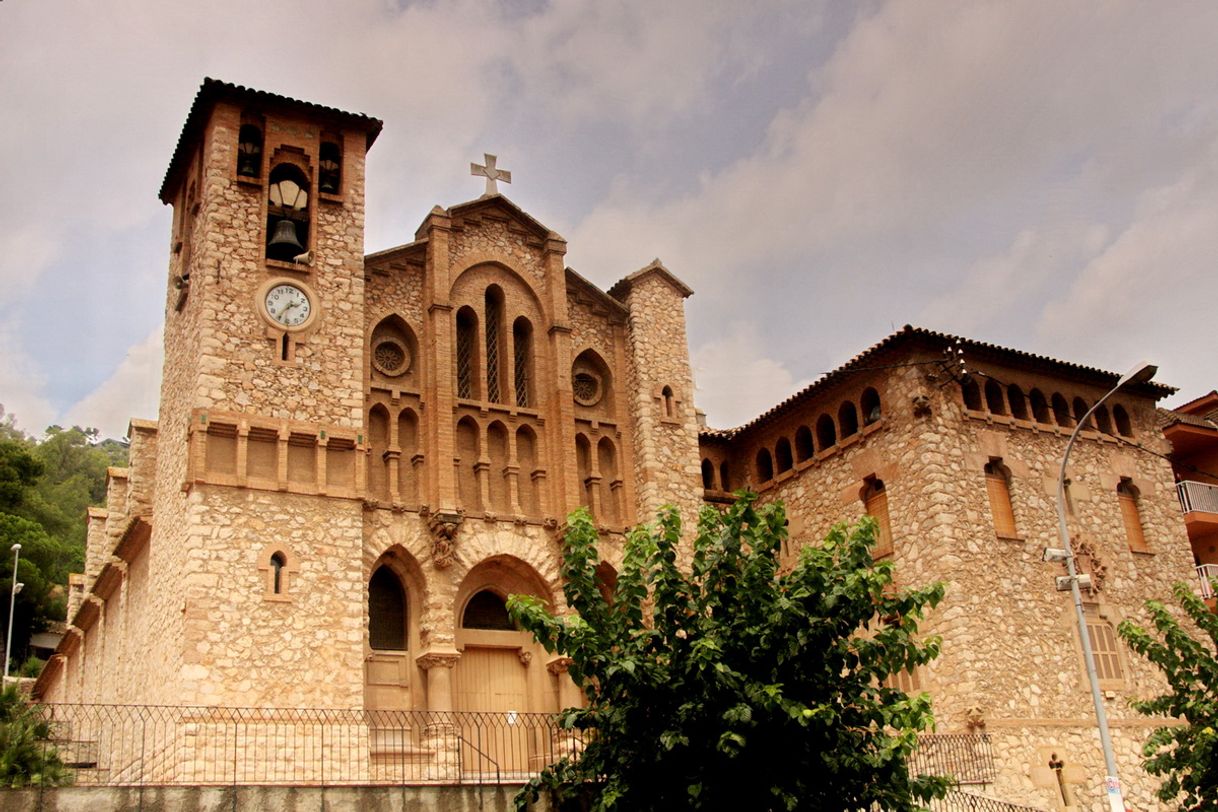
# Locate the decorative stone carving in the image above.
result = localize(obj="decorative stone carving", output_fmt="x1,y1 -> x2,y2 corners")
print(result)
427,510 -> 463,569
1072,536 -> 1107,593
517,649 -> 533,667
965,705 -> 986,732
912,393 -> 933,418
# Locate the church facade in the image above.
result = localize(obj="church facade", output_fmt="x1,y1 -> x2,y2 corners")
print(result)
35,80 -> 1199,810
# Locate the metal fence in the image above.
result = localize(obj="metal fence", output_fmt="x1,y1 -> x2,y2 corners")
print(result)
32,703 -> 996,791
33,704 -> 583,787
928,790 -> 1046,812
910,732 -> 996,786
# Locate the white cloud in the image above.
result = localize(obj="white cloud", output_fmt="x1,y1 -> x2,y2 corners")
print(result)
0,324 -> 56,436
63,326 -> 163,440
691,321 -> 813,429
1035,143 -> 1218,397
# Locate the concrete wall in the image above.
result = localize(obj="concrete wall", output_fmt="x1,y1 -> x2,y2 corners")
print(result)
2,784 -> 552,812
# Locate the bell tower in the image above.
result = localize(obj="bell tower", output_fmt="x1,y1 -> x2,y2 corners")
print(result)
158,78 -> 382,431
145,80 -> 384,707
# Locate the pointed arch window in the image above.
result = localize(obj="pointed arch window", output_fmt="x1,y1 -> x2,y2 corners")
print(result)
369,566 -> 407,651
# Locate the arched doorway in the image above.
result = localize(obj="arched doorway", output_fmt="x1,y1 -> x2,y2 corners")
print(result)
364,553 -> 422,713
453,557 -> 555,775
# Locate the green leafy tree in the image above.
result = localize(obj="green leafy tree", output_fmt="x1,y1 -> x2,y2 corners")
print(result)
0,413 -> 128,668
509,495 -> 949,812
1118,582 -> 1218,811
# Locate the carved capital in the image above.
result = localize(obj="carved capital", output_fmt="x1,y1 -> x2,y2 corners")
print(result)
427,510 -> 464,569
517,649 -> 533,667
415,649 -> 461,670
546,656 -> 574,676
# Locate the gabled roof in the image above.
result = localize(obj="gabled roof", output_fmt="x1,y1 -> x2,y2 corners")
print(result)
702,324 -> 1176,438
607,258 -> 694,300
159,78 -> 383,203
1173,390 -> 1218,418
446,194 -> 564,243
565,267 -> 629,318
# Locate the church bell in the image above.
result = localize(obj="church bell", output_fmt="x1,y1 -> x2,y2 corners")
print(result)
268,218 -> 304,251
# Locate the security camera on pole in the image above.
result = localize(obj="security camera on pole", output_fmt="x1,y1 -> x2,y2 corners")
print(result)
1046,360 -> 1156,812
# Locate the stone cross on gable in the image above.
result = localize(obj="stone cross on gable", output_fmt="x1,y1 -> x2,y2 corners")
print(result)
470,153 -> 511,196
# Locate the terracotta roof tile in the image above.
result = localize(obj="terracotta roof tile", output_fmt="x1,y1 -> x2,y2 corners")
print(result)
159,78 -> 383,203
707,325 -> 1175,435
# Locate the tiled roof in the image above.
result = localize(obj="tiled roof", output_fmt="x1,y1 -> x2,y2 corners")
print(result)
701,324 -> 1176,438
1158,407 -> 1218,431
159,78 -> 383,203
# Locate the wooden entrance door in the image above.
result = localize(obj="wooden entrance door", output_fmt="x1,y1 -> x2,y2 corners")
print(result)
454,645 -> 530,775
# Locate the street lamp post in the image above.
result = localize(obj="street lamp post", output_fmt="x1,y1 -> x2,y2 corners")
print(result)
3,543 -> 21,684
1052,360 -> 1156,812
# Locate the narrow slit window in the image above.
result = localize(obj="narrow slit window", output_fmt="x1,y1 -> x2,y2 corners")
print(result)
985,461 -> 1017,538
271,552 -> 285,594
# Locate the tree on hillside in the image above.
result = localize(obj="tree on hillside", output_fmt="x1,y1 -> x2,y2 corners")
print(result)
1118,582 -> 1218,811
508,495 -> 949,812
0,412 -> 128,669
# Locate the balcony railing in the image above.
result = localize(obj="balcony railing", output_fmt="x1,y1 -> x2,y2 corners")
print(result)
1198,564 -> 1218,601
26,703 -> 995,789
1177,480 -> 1218,515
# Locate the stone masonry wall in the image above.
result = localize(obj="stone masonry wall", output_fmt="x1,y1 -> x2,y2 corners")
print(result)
617,271 -> 702,532
709,349 -> 1193,811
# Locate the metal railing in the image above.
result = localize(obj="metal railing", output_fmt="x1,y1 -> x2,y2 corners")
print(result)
911,733 -> 996,785
1177,479 -> 1218,515
32,705 -> 583,787
1198,564 -> 1218,601
928,790 -> 1046,812
29,703 -> 994,791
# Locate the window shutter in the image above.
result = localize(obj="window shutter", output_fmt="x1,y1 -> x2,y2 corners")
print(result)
1087,620 -> 1123,681
986,471 -> 1017,538
866,489 -> 893,557
1118,489 -> 1148,552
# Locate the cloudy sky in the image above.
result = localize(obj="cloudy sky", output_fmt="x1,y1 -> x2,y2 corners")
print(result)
2,1 -> 1216,438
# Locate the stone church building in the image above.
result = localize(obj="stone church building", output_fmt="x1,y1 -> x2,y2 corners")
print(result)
35,80 -> 1198,810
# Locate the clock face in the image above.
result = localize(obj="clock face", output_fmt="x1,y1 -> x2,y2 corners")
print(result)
264,284 -> 311,328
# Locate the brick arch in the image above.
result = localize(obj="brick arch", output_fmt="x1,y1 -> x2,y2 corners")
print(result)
450,258 -> 546,322
454,553 -> 557,626
367,545 -> 427,638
